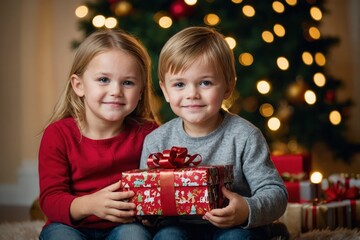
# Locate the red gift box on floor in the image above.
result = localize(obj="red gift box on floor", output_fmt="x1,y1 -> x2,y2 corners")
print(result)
286,181 -> 315,203
271,154 -> 311,176
122,165 -> 233,216
121,147 -> 233,216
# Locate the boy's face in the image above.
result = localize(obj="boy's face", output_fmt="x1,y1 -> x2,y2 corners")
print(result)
160,57 -> 231,136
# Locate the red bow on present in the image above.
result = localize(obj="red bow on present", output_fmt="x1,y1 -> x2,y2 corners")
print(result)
147,146 -> 202,169
325,180 -> 359,202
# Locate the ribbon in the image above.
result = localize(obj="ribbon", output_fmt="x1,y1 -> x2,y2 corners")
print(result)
281,172 -> 306,182
147,146 -> 202,169
325,180 -> 359,202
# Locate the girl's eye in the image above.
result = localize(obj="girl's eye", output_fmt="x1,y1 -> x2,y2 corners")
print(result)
174,82 -> 185,88
123,80 -> 135,87
98,77 -> 110,84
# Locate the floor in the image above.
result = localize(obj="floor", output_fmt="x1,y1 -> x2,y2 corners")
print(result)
0,205 -> 30,222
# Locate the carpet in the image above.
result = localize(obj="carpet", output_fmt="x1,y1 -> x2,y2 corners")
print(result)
0,221 -> 359,240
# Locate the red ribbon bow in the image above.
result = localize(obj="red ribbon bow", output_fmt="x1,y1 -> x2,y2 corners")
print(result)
325,180 -> 359,202
147,146 -> 202,169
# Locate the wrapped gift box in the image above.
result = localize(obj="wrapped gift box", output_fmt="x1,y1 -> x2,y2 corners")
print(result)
121,165 -> 233,216
279,200 -> 360,237
286,181 -> 315,203
271,154 -> 311,176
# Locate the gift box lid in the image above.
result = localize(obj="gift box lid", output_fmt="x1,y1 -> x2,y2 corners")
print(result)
122,165 -> 233,189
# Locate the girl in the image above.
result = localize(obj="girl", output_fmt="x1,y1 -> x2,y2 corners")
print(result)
39,30 -> 158,240
140,26 -> 288,240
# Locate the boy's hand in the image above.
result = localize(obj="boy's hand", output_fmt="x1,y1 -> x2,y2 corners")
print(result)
71,180 -> 136,223
202,187 -> 249,228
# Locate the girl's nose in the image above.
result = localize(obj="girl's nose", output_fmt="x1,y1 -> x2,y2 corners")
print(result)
110,82 -> 123,96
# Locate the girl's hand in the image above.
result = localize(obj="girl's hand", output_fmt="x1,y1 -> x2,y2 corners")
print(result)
70,180 -> 136,223
202,187 -> 249,228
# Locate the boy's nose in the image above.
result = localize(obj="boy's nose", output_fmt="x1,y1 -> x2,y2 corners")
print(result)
186,85 -> 200,99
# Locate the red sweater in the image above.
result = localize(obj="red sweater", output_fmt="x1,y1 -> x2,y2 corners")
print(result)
39,117 -> 157,229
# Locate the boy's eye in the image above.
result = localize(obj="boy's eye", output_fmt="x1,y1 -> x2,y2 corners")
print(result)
200,80 -> 212,86
98,77 -> 110,84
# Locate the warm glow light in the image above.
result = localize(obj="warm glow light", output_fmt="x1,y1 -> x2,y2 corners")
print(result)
204,13 -> 220,26
239,52 -> 254,66
260,103 -> 274,117
329,110 -> 342,125
75,5 -> 88,18
105,17 -> 117,29
302,51 -> 313,65
225,37 -> 236,49
232,0 -> 243,3
273,24 -> 285,37
268,117 -> 281,131
310,6 -> 322,21
262,31 -> 274,43
242,5 -> 255,17
184,0 -> 197,5
114,1 -> 132,16
315,52 -> 326,66
309,26 -> 321,40
92,15 -> 106,28
272,1 -> 285,13
277,57 -> 289,70
304,90 -> 316,105
313,72 -> 326,87
285,0 -> 297,6
158,16 -> 173,28
257,80 -> 271,94
310,172 -> 323,184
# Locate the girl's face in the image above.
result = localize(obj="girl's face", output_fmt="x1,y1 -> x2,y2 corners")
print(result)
71,49 -> 143,130
160,56 -> 231,136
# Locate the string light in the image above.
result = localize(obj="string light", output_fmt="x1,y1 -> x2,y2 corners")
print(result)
273,24 -> 286,37
92,15 -> 106,28
114,1 -> 132,16
304,90 -> 316,105
315,52 -> 326,66
310,6 -> 322,21
225,37 -> 236,49
272,1 -> 285,13
309,26 -> 321,40
260,103 -> 274,117
158,16 -> 173,28
313,72 -> 326,87
184,0 -> 197,5
204,13 -> 220,26
268,117 -> 281,131
231,0 -> 243,3
329,110 -> 341,125
75,5 -> 88,18
239,52 -> 254,66
105,17 -> 117,29
277,57 -> 289,70
257,80 -> 271,94
302,51 -> 313,65
262,31 -> 274,43
285,0 -> 297,6
242,5 -> 255,17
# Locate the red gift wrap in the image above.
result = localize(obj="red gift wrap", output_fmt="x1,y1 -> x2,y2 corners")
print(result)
271,154 -> 311,176
121,147 -> 233,216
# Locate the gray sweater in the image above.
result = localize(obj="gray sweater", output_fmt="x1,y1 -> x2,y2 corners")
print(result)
140,111 -> 288,228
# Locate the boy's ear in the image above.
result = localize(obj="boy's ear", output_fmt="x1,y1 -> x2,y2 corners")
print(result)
159,81 -> 170,102
70,74 -> 84,97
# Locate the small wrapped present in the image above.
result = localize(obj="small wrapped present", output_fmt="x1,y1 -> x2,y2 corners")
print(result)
121,147 -> 233,216
271,154 -> 311,177
285,181 -> 315,203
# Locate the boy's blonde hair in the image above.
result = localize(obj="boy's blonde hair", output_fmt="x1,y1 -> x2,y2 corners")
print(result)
47,29 -> 157,130
158,26 -> 237,108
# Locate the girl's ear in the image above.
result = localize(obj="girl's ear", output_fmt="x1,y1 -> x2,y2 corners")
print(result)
159,81 -> 170,103
70,74 -> 84,97
224,78 -> 236,99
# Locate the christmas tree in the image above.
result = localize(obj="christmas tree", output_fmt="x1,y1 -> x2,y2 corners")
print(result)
73,0 -> 358,161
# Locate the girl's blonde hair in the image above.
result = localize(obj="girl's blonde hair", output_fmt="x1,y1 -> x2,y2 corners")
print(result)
47,29 -> 158,130
158,26 -> 237,108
